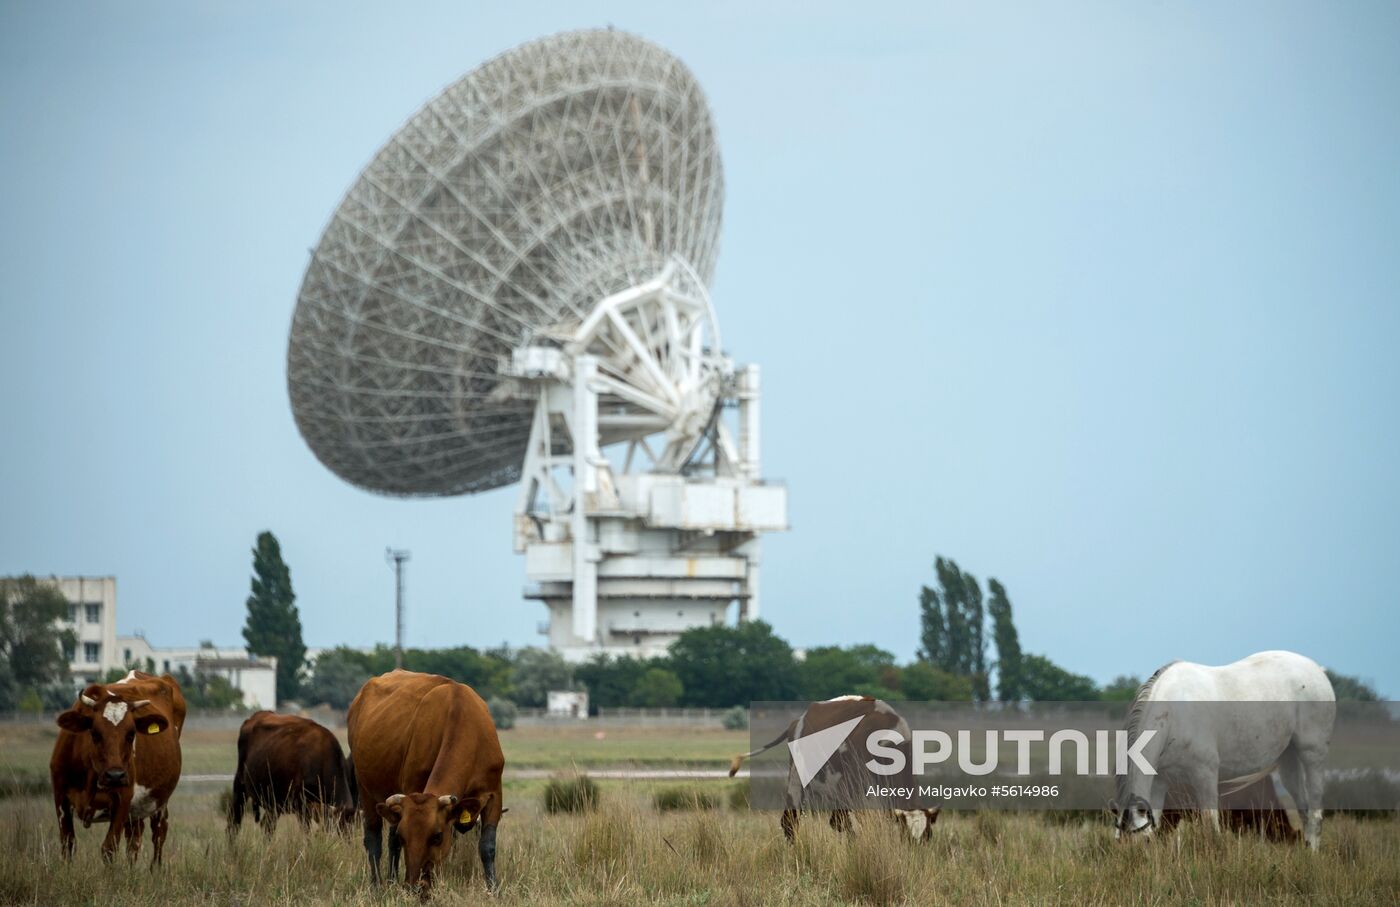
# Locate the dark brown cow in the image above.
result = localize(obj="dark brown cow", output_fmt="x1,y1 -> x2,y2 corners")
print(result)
50,671 -> 185,863
229,711 -> 354,835
348,670 -> 505,895
729,695 -> 940,842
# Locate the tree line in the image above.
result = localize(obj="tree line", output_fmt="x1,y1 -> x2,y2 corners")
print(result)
0,538 -> 1387,712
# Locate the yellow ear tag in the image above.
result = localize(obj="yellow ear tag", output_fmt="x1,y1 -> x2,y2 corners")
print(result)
460,810 -> 473,824
147,723 -> 160,734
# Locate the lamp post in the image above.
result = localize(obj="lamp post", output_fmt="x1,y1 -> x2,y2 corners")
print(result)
385,548 -> 410,669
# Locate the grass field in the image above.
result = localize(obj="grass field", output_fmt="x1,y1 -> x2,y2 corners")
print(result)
0,721 -> 749,779
3,722 -> 1398,905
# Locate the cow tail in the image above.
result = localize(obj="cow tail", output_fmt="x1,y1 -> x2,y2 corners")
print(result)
728,720 -> 798,777
345,752 -> 358,811
229,767 -> 245,830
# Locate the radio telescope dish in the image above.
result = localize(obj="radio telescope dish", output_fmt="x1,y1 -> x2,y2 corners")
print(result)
287,29 -> 723,497
287,29 -> 786,660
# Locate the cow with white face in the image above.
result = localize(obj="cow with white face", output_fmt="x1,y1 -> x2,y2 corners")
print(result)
729,695 -> 941,842
50,673 -> 185,864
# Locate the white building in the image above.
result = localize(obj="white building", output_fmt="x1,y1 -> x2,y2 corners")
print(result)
546,690 -> 589,719
39,575 -> 277,709
50,576 -> 121,684
118,636 -> 278,710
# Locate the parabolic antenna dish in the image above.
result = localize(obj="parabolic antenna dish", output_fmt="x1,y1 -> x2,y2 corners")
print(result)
287,29 -> 723,496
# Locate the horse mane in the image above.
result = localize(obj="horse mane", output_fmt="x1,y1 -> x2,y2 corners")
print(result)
1117,660 -> 1180,807
1125,660 -> 1180,736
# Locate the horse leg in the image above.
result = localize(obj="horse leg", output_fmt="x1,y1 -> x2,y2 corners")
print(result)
828,810 -> 853,834
1283,742 -> 1327,850
781,809 -> 800,842
1184,764 -> 1221,835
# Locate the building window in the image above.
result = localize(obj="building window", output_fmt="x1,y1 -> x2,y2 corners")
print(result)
68,604 -> 78,623
163,659 -> 170,673
123,648 -> 132,663
63,643 -> 76,662
85,603 -> 101,623
84,642 -> 100,664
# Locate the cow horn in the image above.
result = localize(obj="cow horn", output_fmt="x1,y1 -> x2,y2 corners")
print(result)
130,699 -> 151,708
80,694 -> 97,707
438,795 -> 458,808
384,794 -> 405,806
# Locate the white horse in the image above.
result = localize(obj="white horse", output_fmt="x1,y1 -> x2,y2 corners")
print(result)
1114,650 -> 1335,849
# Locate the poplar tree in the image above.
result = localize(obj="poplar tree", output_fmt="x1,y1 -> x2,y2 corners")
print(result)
242,531 -> 305,703
987,578 -> 1023,701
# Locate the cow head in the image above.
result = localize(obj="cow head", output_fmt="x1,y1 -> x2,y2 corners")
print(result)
892,807 -> 941,841
55,684 -> 169,790
377,792 -> 487,896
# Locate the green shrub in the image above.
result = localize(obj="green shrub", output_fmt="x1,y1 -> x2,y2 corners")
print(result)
216,788 -> 235,819
653,786 -> 719,811
488,696 -> 518,730
543,774 -> 600,814
721,705 -> 748,731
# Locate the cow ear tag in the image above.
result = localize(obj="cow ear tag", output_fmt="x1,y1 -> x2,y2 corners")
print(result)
460,809 -> 473,824
147,723 -> 161,734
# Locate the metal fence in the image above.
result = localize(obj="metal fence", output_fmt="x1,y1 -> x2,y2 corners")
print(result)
1,706 -> 737,730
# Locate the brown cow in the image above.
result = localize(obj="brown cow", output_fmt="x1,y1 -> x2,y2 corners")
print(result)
347,670 -> 505,895
729,695 -> 940,842
229,711 -> 355,835
50,671 -> 185,864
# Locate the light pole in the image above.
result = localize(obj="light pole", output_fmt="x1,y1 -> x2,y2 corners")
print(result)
385,548 -> 410,669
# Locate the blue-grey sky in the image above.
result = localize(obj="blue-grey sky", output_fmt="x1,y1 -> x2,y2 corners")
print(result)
3,2 -> 1397,694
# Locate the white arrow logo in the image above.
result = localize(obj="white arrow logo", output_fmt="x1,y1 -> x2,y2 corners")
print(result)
788,716 -> 865,787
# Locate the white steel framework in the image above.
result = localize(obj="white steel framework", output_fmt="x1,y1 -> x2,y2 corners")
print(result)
506,259 -> 785,659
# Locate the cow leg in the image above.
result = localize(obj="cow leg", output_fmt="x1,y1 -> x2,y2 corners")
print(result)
55,789 -> 76,859
125,816 -> 145,862
829,810 -> 853,835
363,806 -> 384,884
259,797 -> 278,836
781,809 -> 800,842
387,823 -> 402,881
150,806 -> 170,867
102,797 -> 132,862
478,823 -> 498,892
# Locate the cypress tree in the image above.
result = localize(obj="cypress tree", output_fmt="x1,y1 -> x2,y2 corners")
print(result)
242,531 -> 306,703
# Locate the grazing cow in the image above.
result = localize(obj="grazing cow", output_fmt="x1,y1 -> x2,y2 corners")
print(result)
348,670 -> 505,895
49,671 -> 185,864
229,711 -> 355,835
729,695 -> 940,842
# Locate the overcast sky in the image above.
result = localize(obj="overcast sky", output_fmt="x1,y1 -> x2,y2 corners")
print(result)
3,2 -> 1397,694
